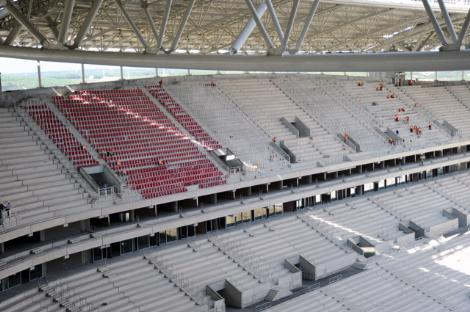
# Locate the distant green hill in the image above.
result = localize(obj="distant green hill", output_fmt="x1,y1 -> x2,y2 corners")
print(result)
1,68 -> 157,91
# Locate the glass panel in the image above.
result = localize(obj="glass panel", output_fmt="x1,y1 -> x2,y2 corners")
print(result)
412,72 -> 435,81
120,239 -> 134,254
40,61 -> 82,87
92,247 -> 103,262
158,68 -> 188,77
226,215 -> 236,227
137,236 -> 150,250
29,265 -> 42,281
242,211 -> 251,222
150,234 -> 159,246
166,228 -> 177,242
159,231 -> 167,244
331,191 -> 337,200
123,67 -> 156,80
188,225 -> 195,237
178,226 -> 188,239
328,72 -> 345,76
8,272 -> 21,289
84,64 -> 121,83
364,182 -> 374,192
436,71 -> 463,81
0,57 -> 38,91
345,72 -> 369,77
254,208 -> 267,219
190,70 -> 218,76
464,71 -> 470,81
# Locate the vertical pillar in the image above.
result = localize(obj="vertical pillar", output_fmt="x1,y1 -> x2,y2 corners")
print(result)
120,65 -> 124,80
81,63 -> 86,83
37,60 -> 42,88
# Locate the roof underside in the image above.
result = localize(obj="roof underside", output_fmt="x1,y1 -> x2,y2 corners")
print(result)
0,0 -> 469,56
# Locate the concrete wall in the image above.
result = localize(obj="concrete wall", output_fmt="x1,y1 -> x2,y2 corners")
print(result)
427,218 -> 459,238
280,117 -> 299,137
294,117 -> 310,137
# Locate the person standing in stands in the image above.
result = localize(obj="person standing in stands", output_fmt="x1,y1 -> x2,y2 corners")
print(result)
5,202 -> 11,218
158,80 -> 163,87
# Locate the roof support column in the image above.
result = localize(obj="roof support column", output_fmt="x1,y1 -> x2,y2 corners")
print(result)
169,0 -> 196,53
4,22 -> 21,45
157,0 -> 173,52
437,0 -> 457,43
295,0 -> 321,53
141,1 -> 159,50
58,0 -> 75,45
244,0 -> 275,51
231,2 -> 267,53
421,0 -> 449,46
115,0 -> 150,51
281,0 -> 301,54
72,0 -> 103,49
1,0 -> 48,46
266,0 -> 284,42
456,8 -> 470,48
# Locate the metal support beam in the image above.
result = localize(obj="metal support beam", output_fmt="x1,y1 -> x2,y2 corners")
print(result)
169,0 -> 196,53
281,0 -> 300,53
72,0 -> 103,49
415,31 -> 434,51
114,0 -> 149,51
295,0 -> 321,52
244,0 -> 275,50
437,0 -> 457,43
266,0 -> 284,42
231,3 -> 268,53
157,0 -> 173,52
422,0 -> 449,46
4,22 -> 21,45
456,8 -> 470,48
1,46 -> 470,72
58,0 -> 75,45
1,0 -> 48,46
141,0 -> 159,48
45,16 -> 59,41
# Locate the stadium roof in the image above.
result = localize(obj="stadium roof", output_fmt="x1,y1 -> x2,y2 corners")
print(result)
0,0 -> 469,71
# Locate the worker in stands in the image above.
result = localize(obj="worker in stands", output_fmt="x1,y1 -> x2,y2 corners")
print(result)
428,123 -> 432,130
158,79 -> 163,87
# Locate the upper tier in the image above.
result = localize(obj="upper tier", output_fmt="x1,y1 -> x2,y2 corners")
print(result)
53,88 -> 225,199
